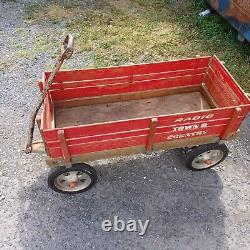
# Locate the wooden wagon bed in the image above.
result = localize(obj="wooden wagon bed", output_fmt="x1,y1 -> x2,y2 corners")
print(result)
37,55 -> 250,167
55,92 -> 211,127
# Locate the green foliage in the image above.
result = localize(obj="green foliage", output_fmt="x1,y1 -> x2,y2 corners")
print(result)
23,0 -> 250,90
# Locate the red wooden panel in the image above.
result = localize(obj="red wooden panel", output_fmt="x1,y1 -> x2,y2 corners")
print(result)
156,118 -> 229,134
133,67 -> 206,81
45,107 -> 249,158
44,94 -> 52,129
48,135 -> 148,158
157,108 -> 235,126
50,76 -> 130,90
131,57 -> 210,75
45,66 -> 133,83
47,129 -> 149,148
43,119 -> 151,142
154,124 -> 225,143
47,117 -> 232,148
49,68 -> 207,90
204,69 -> 233,107
224,106 -> 250,134
45,57 -> 211,83
211,56 -> 249,105
43,107 -> 241,142
207,66 -> 240,106
50,74 -> 204,101
40,110 -> 45,130
48,123 -> 224,158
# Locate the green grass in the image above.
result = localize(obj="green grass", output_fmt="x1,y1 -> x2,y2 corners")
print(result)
23,0 -> 250,91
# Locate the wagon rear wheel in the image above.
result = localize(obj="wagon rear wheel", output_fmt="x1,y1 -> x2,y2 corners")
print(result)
185,143 -> 229,171
48,163 -> 97,194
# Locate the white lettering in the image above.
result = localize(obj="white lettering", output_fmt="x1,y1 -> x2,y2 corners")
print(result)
126,220 -> 137,232
174,114 -> 214,122
173,123 -> 208,132
138,220 -> 150,236
102,220 -> 112,232
113,216 -> 125,232
167,130 -> 207,140
101,217 -> 150,236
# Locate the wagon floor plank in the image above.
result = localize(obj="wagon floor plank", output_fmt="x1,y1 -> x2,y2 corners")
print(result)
55,91 -> 211,128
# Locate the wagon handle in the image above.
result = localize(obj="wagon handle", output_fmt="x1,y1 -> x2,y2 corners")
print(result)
62,34 -> 74,59
24,34 -> 74,154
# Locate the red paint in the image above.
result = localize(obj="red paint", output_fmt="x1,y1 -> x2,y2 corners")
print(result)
49,135 -> 148,158
46,114 -> 237,148
37,56 -> 250,162
50,74 -> 204,101
49,68 -> 207,90
45,57 -> 211,83
211,56 -> 250,104
206,67 -> 240,106
48,124 -> 226,158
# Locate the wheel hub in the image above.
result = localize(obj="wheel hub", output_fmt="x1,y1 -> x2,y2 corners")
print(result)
192,150 -> 224,169
54,171 -> 92,192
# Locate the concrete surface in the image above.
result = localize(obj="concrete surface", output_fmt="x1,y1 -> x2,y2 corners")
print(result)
0,1 -> 249,250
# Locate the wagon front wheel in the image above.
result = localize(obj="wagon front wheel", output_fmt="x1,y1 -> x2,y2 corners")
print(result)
185,143 -> 229,171
48,163 -> 97,194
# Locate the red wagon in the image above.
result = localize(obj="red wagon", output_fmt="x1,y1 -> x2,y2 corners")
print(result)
33,48 -> 250,194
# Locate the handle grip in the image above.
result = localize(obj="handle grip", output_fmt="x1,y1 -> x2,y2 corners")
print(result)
61,34 -> 74,60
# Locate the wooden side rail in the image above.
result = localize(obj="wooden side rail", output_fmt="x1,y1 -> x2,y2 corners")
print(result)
221,107 -> 241,140
57,130 -> 72,168
146,118 -> 158,152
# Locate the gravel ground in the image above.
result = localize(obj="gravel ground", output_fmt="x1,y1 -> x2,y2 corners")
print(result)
0,1 -> 250,250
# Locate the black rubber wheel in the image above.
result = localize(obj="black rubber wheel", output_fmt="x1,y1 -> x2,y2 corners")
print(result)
48,163 -> 97,194
185,143 -> 229,171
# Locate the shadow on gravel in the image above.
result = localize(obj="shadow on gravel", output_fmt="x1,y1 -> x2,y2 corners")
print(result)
18,150 -> 227,250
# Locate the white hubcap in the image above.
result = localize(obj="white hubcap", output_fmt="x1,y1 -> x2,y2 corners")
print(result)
192,150 -> 224,169
54,171 -> 92,192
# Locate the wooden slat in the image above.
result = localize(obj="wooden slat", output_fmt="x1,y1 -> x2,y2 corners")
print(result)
44,94 -> 53,129
49,134 -> 148,158
221,107 -> 241,139
46,135 -> 220,167
206,66 -> 240,105
45,57 -> 211,83
47,124 -> 225,158
132,57 -> 210,76
211,56 -> 250,105
47,129 -> 149,148
43,107 -> 238,142
204,71 -> 232,107
200,83 -> 219,108
157,108 -> 234,127
51,103 -> 55,129
155,125 -> 225,143
37,116 -> 50,156
46,117 -> 231,148
146,118 -> 158,152
57,130 -> 72,167
49,68 -> 207,90
54,85 -> 201,108
43,119 -> 151,141
40,110 -> 45,130
50,74 -> 205,101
